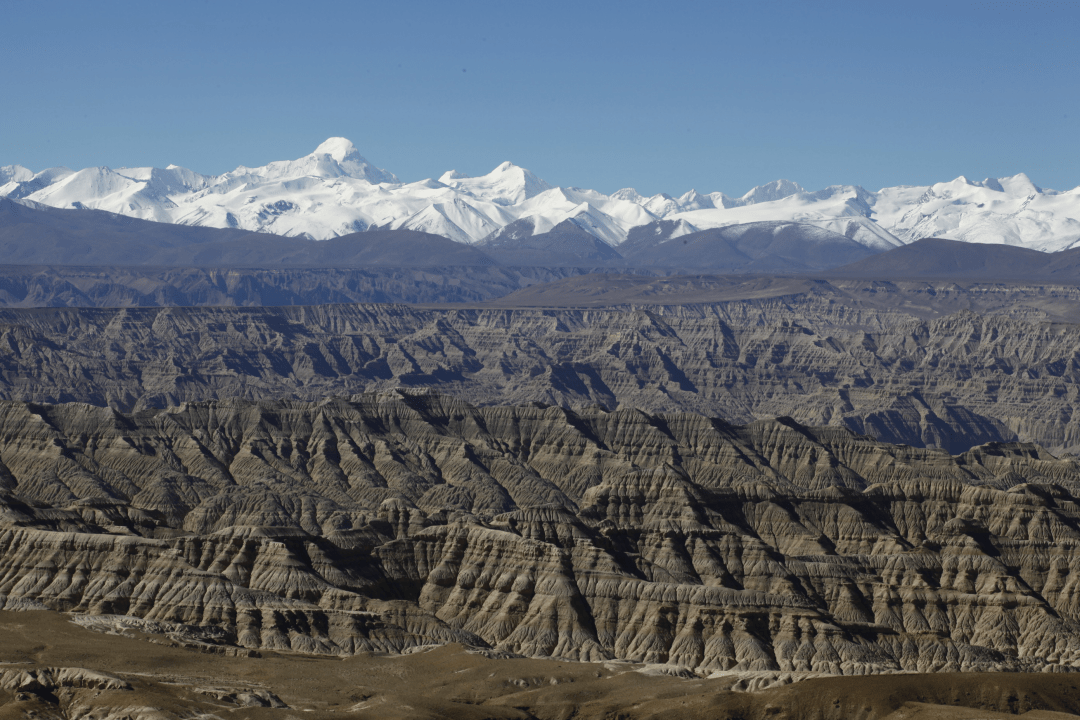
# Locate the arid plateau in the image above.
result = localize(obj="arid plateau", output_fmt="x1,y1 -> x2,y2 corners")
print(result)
4,206 -> 1080,718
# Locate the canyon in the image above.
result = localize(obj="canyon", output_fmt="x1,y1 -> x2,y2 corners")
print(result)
1,280 -> 1080,453
2,393 -> 1080,681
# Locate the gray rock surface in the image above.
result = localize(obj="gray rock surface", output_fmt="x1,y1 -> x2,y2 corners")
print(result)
2,288 -> 1080,452
3,394 -> 1080,673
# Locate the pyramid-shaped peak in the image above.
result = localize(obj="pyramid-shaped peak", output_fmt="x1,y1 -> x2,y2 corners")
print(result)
997,172 -> 1041,196
677,189 -> 716,211
486,161 -> 538,179
740,179 -> 805,204
1,165 -> 34,184
298,138 -> 398,184
611,188 -> 646,204
438,161 -> 551,205
314,137 -> 360,162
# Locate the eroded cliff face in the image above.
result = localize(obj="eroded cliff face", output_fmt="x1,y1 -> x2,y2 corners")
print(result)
2,393 -> 1080,674
1,298 -> 1079,453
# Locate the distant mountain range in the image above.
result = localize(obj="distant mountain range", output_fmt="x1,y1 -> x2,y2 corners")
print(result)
3,138 -> 1079,252
5,193 -> 1080,280
0,198 -> 878,273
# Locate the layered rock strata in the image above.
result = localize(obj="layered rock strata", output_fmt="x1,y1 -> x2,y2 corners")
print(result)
3,394 -> 1080,674
2,290 -> 1080,451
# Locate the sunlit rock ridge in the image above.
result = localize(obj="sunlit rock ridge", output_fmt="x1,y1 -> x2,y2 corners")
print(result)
3,138 -> 1079,251
5,393 -> 1080,674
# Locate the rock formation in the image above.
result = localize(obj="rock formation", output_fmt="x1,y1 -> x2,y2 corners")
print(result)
3,394 -> 1080,674
2,285 -> 1080,452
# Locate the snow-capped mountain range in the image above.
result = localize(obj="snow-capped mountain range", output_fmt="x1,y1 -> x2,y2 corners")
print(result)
3,137 -> 1079,252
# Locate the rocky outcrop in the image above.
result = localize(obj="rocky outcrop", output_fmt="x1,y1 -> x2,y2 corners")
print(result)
2,292 -> 1080,452
0,667 -> 131,693
3,394 -> 1080,674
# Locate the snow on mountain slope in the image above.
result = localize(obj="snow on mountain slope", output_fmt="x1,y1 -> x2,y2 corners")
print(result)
390,198 -> 506,244
871,174 -> 1080,250
438,161 -> 550,206
0,165 -> 34,186
1,166 -> 75,202
500,186 -> 661,245
220,137 -> 399,185
674,190 -> 716,212
27,166 -> 182,223
2,138 -> 1078,253
735,179 -> 805,205
554,202 -> 626,247
814,217 -> 904,251
665,184 -> 903,251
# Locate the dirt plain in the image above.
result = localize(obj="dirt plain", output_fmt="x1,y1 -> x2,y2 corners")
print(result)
5,610 -> 1080,720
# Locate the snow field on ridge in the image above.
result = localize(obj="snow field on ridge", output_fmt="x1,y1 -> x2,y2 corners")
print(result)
3,138 -> 1079,252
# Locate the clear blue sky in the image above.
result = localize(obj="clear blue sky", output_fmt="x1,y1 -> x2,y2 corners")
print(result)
2,0 -> 1077,196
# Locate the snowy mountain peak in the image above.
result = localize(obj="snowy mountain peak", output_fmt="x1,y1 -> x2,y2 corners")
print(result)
438,161 -> 552,206
2,142 -> 1079,253
216,138 -> 399,185
314,137 -> 359,163
611,188 -> 647,204
676,189 -> 715,211
309,137 -> 398,184
739,179 -> 805,205
997,172 -> 1042,197
0,165 -> 34,185
487,161 -> 545,184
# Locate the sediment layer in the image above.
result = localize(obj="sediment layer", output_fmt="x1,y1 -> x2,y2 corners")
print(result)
2,295 -> 1080,452
2,394 -> 1080,674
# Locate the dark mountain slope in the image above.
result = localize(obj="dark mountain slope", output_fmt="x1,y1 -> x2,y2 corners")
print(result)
0,197 -> 259,264
620,221 -> 880,272
828,236 -> 1080,281
0,264 -> 670,307
156,227 -> 498,267
479,218 -> 625,266
3,201 -> 886,273
0,198 -> 496,267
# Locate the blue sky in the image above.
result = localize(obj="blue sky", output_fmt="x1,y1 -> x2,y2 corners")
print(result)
2,0 -> 1077,196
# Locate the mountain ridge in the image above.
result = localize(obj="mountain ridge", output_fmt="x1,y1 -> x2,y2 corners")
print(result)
0,198 -> 879,272
3,296 -> 1080,453
4,138 -> 1078,252
3,393 -> 1080,675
